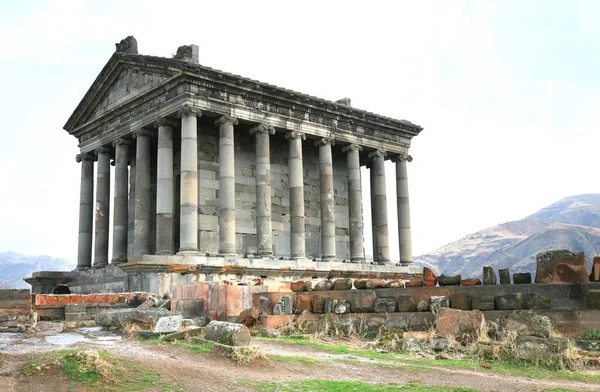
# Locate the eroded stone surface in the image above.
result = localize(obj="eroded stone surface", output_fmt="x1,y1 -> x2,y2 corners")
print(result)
535,250 -> 589,283
435,308 -> 484,342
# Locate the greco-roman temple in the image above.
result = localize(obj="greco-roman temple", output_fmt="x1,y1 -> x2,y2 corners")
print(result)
26,37 -> 423,295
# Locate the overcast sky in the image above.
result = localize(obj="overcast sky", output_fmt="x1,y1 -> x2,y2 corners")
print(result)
0,0 -> 599,262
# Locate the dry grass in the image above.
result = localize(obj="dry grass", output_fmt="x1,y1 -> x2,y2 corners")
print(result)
229,346 -> 267,365
66,350 -> 118,384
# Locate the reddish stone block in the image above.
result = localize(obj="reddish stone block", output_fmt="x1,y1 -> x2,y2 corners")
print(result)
290,280 -> 306,292
423,267 -> 437,287
405,280 -> 424,287
403,331 -> 430,340
591,257 -> 600,282
435,308 -> 484,342
535,250 -> 589,283
461,278 -> 482,286
312,295 -> 325,314
295,294 -> 312,313
258,315 -> 295,329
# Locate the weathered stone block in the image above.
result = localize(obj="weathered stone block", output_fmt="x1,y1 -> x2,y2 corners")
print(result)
295,294 -> 311,313
154,316 -> 183,334
396,294 -> 417,312
259,296 -> 270,315
513,272 -> 532,284
449,293 -> 471,310
334,300 -> 351,314
482,266 -> 496,285
350,291 -> 376,313
405,280 -> 424,287
471,296 -> 494,311
438,275 -> 461,286
499,268 -> 511,284
290,280 -> 306,292
175,299 -> 206,318
313,280 -> 333,291
324,298 -> 336,314
273,296 -> 293,315
535,250 -> 589,283
523,294 -> 551,310
374,297 -> 397,313
429,296 -> 449,313
460,278 -> 481,286
435,308 -> 484,342
590,257 -> 600,282
333,278 -> 353,290
585,290 -> 600,309
204,320 -> 250,346
494,293 -> 524,310
502,311 -> 551,338
423,267 -> 437,287
311,295 -> 325,314
64,303 -> 86,314
417,300 -> 429,312
236,308 -> 259,326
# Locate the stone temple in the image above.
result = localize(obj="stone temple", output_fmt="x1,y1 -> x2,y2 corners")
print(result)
26,36 -> 423,295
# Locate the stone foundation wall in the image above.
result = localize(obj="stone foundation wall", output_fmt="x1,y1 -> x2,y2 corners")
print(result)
33,292 -> 148,320
0,289 -> 36,331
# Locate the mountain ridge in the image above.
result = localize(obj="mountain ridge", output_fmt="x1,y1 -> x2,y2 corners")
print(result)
0,251 -> 75,289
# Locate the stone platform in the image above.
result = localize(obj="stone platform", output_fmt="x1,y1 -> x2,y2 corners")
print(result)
25,254 -> 421,295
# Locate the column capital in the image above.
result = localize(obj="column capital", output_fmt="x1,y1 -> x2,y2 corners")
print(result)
368,149 -> 387,159
112,138 -> 132,147
342,144 -> 363,153
215,115 -> 238,126
391,154 -> 413,163
285,131 -> 306,140
154,117 -> 178,128
177,104 -> 201,118
75,153 -> 95,163
250,123 -> 275,136
314,137 -> 335,147
133,128 -> 154,138
95,146 -> 111,156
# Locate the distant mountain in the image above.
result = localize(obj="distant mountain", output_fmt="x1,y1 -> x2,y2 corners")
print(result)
0,251 -> 75,289
416,194 -> 600,278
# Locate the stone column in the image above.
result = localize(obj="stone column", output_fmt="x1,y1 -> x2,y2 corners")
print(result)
93,146 -> 111,267
216,115 -> 238,255
316,138 -> 336,261
369,150 -> 390,264
394,154 -> 413,264
286,131 -> 306,259
133,129 -> 152,256
179,106 -> 201,253
342,144 -> 364,262
156,117 -> 176,255
251,124 -> 276,256
111,139 -> 130,264
76,153 -> 94,269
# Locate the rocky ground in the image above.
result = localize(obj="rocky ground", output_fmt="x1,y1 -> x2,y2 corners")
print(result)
0,322 -> 598,391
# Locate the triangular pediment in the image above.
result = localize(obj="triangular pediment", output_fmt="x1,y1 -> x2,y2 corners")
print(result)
88,68 -> 170,122
64,54 -> 181,133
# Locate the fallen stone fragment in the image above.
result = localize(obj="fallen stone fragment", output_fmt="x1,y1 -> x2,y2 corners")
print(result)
324,298 -> 336,314
460,278 -> 481,286
403,331 -> 429,340
513,272 -> 532,284
290,280 -> 306,292
258,296 -> 270,315
499,268 -> 511,284
154,315 -> 183,334
535,249 -> 589,283
333,278 -> 353,290
423,267 -> 437,287
163,327 -> 204,342
96,308 -> 171,330
482,266 -> 496,285
135,330 -> 158,339
435,308 -> 485,342
494,293 -> 524,310
591,257 -> 600,282
385,280 -> 403,288
400,338 -> 422,352
273,296 -> 293,315
417,300 -> 429,312
374,297 -> 396,313
502,311 -> 551,338
204,320 -> 251,347
313,280 -> 334,291
431,337 -> 449,352
236,308 -> 259,327
334,300 -> 351,314
405,280 -> 424,287
437,275 -> 461,286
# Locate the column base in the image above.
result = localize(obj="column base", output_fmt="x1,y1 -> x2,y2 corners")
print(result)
320,256 -> 337,262
177,250 -> 201,256
155,251 -> 173,256
349,258 -> 364,263
111,257 -> 128,264
92,263 -> 108,269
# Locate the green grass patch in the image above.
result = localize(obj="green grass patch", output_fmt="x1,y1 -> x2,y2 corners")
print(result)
253,380 -> 480,391
23,349 -> 184,391
172,341 -> 213,354
259,337 -> 600,384
267,354 -> 323,364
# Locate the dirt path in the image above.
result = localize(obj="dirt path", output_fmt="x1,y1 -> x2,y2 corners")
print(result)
1,327 -> 598,391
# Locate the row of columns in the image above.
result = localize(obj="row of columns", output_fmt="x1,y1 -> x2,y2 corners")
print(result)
76,108 -> 413,269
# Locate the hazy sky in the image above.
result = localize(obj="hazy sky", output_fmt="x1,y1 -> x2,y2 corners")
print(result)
0,0 -> 599,262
